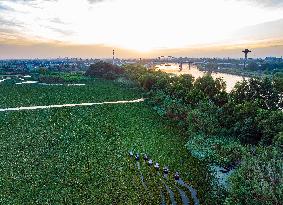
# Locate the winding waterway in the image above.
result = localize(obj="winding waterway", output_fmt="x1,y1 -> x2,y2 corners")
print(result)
0,98 -> 145,112
155,63 -> 249,92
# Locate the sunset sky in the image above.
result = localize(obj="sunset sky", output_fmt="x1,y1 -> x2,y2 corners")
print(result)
0,0 -> 283,59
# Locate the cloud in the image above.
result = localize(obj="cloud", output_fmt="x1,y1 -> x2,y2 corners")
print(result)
50,17 -> 65,24
1,0 -> 283,57
238,0 -> 283,7
87,0 -> 105,3
45,26 -> 74,35
1,37 -> 283,59
235,18 -> 283,40
7,0 -> 104,3
0,0 -> 75,42
0,39 -> 142,59
8,0 -> 36,1
0,4 -> 13,11
0,17 -> 21,27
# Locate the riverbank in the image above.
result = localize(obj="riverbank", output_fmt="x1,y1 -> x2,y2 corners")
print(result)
155,64 -> 248,92
197,66 -> 266,78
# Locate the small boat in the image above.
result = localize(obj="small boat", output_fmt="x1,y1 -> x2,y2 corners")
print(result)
165,64 -> 171,66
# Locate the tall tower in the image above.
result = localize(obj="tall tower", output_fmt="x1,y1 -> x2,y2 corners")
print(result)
242,49 -> 251,68
112,49 -> 115,65
242,49 -> 251,60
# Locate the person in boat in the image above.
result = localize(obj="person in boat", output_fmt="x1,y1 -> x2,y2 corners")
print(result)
143,154 -> 149,161
154,162 -> 160,170
174,172 -> 180,180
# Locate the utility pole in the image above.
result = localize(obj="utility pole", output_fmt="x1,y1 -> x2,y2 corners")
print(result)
112,49 -> 115,65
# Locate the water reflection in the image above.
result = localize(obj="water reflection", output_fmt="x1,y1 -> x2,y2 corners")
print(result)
155,64 -> 249,92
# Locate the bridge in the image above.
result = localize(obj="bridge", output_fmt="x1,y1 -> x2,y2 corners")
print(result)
150,59 -> 195,71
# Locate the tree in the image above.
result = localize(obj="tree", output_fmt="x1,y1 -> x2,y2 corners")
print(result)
39,67 -> 49,75
193,74 -> 227,106
231,77 -> 281,110
246,62 -> 259,71
170,74 -> 195,99
225,147 -> 283,205
85,61 -> 123,80
256,109 -> 283,145
273,72 -> 283,93
232,102 -> 262,144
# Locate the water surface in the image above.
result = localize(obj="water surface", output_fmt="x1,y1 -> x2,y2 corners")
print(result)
155,64 -> 249,92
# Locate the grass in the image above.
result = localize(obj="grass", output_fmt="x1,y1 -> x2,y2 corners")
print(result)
0,79 -> 212,204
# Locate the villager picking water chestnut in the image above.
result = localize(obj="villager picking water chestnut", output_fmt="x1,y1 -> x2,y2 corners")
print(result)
163,166 -> 169,175
174,172 -> 180,180
129,151 -> 134,158
143,154 -> 149,161
135,153 -> 140,161
154,162 -> 160,170
148,159 -> 153,166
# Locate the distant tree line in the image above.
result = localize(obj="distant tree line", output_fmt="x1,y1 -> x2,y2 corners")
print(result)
200,60 -> 283,77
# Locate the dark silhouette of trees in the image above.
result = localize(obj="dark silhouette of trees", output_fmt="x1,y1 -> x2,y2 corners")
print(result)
85,61 -> 124,80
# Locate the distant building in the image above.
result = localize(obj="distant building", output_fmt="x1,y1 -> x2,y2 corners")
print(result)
265,57 -> 283,62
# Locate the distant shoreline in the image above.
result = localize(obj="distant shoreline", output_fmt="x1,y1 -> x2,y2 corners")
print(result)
196,66 -> 267,78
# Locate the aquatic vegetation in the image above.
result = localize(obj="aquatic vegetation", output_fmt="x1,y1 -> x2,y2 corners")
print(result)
0,79 -> 212,204
0,79 -> 142,108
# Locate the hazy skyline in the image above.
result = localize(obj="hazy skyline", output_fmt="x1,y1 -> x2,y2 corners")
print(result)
1,0 -> 283,59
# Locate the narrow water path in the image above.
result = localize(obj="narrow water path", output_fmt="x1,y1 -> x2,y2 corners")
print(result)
160,191 -> 166,205
176,179 -> 199,205
175,185 -> 190,205
162,181 -> 177,205
136,161 -> 147,189
163,173 -> 190,205
161,173 -> 177,205
0,98 -> 145,112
